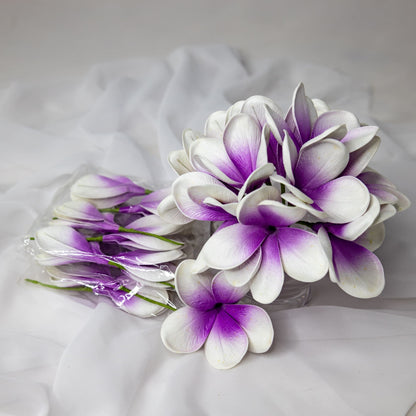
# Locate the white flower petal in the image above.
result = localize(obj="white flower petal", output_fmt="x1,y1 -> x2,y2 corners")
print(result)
295,139 -> 349,189
157,195 -> 193,226
250,232 -> 284,303
223,304 -> 274,353
204,311 -> 248,369
282,130 -> 298,184
278,227 -> 328,282
330,236 -> 385,298
312,110 -> 360,137
189,137 -> 243,185
327,194 -> 380,241
258,200 -> 306,227
182,129 -> 200,155
161,307 -> 216,353
204,110 -> 227,138
237,186 -> 280,226
317,226 -> 337,283
341,126 -> 379,152
355,222 -> 385,252
307,176 -> 370,223
241,95 -> 283,127
223,248 -> 262,287
175,259 -> 216,310
237,163 -> 275,201
168,149 -> 194,175
198,223 -> 268,270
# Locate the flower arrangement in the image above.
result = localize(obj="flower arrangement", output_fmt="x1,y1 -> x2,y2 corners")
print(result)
26,84 -> 409,369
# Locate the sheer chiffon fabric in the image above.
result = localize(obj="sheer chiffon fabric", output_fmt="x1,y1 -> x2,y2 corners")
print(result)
0,45 -> 415,415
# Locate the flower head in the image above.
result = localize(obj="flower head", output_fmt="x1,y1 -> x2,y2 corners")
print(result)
161,259 -> 274,369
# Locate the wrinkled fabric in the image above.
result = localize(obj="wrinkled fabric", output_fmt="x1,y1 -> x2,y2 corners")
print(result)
0,45 -> 415,416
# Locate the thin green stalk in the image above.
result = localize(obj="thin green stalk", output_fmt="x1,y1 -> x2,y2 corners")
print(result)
117,227 -> 183,246
25,279 -> 176,311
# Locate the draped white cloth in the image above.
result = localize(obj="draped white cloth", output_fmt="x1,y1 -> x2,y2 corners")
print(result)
0,45 -> 415,416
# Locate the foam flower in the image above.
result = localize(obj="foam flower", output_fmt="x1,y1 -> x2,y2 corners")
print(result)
70,174 -> 148,208
161,259 -> 274,369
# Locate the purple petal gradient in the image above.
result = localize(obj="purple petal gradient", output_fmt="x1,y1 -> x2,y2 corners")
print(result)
161,307 -> 217,353
175,259 -> 216,310
330,234 -> 385,298
212,271 -> 250,303
204,310 -> 248,369
139,187 -> 171,214
278,227 -> 328,282
311,110 -> 360,137
222,304 -> 274,353
198,223 -> 268,270
223,113 -> 262,180
295,139 -> 349,189
292,83 -> 317,143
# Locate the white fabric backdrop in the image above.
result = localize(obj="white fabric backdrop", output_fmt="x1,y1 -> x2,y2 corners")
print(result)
0,45 -> 415,416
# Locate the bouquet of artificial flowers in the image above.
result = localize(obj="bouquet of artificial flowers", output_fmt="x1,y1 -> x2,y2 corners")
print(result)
26,84 -> 409,369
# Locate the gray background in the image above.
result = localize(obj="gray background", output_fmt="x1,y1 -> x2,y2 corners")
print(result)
1,0 -> 415,122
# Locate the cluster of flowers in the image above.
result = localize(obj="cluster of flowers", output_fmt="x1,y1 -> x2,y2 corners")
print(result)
29,174 -> 185,317
28,84 -> 409,369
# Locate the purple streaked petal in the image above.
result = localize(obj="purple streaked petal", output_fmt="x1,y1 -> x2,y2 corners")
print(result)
355,222 -> 385,252
327,194 -> 380,241
173,172 -> 237,221
306,176 -> 370,223
212,270 -> 251,303
71,174 -> 145,200
157,195 -> 194,226
36,225 -> 93,256
250,232 -> 284,303
330,235 -> 385,298
102,232 -> 182,251
161,307 -> 217,353
237,186 -> 280,226
198,223 -> 268,270
295,139 -> 349,189
139,187 -> 172,214
222,304 -> 274,353
258,200 -> 306,227
168,149 -> 194,175
204,310 -> 248,369
292,83 -> 317,143
175,259 -> 216,310
312,110 -> 360,137
127,212 -> 186,234
204,110 -> 227,138
264,104 -> 293,146
222,248 -> 262,288
223,113 -> 262,179
341,126 -> 379,152
189,137 -> 244,185
54,200 -> 107,222
278,227 -> 328,282
342,136 -> 380,177
237,163 -> 275,201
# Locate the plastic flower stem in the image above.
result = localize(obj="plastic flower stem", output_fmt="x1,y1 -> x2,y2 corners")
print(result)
85,228 -> 182,246
25,279 -> 176,311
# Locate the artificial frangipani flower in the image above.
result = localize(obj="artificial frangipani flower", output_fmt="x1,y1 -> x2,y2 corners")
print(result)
28,173 -> 185,317
161,83 -> 410,305
26,85 -> 410,370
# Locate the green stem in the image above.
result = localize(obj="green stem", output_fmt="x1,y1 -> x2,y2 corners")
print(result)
25,279 -> 176,311
117,227 -> 183,246
99,208 -> 120,213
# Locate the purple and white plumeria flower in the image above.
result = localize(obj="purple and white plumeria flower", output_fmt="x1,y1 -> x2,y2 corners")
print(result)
162,83 -> 410,302
161,259 -> 274,369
